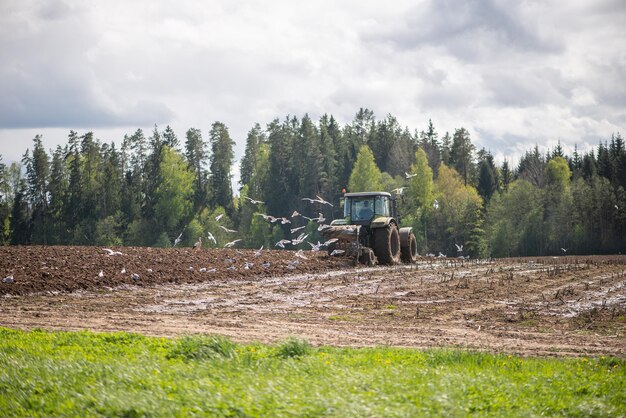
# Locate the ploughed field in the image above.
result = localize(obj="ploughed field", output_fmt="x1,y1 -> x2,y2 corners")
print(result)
1,246 -> 625,357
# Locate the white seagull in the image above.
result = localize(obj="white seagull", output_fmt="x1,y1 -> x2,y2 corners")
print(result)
219,225 -> 238,233
173,232 -> 183,247
207,231 -> 217,244
404,172 -> 417,179
455,244 -> 463,253
275,239 -> 292,248
391,187 -> 406,195
291,210 -> 301,218
244,196 -> 265,205
224,239 -> 242,248
103,248 -> 124,256
290,225 -> 306,234
215,213 -> 224,222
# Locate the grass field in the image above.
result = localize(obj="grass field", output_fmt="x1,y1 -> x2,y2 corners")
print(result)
0,328 -> 624,417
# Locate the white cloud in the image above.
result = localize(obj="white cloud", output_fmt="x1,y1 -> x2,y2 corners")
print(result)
0,0 -> 624,176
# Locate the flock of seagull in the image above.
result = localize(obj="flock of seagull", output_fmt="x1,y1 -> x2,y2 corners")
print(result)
87,195 -> 343,281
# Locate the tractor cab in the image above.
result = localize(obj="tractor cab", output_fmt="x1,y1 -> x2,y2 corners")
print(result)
342,192 -> 395,225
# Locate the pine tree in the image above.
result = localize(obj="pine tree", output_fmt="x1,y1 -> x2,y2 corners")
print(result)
449,127 -> 475,186
185,127 -> 209,211
10,179 -> 31,244
209,122 -> 235,214
48,146 -> 68,243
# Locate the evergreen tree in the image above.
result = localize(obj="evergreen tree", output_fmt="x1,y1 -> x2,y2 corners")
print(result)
23,136 -> 50,244
162,125 -> 179,150
476,150 -> 497,203
500,159 -> 512,192
185,127 -> 209,211
10,179 -> 31,244
209,121 -> 235,213
419,119 -> 441,173
240,124 -> 263,188
48,146 -> 69,243
265,118 -> 296,217
449,127 -> 475,186
440,131 -> 452,168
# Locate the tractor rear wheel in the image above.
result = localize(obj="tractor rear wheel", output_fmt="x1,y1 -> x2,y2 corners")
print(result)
401,232 -> 418,263
373,224 -> 401,265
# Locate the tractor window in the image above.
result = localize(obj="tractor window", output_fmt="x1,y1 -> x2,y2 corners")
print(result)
375,196 -> 390,217
347,198 -> 375,221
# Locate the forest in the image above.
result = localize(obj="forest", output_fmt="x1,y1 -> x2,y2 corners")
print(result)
0,108 -> 624,257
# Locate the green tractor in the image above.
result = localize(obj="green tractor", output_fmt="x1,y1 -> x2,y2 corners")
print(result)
321,191 -> 417,265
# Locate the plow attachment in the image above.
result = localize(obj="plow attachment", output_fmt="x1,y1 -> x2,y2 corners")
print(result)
320,225 -> 376,265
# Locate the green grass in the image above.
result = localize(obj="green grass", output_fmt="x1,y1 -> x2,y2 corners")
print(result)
0,328 -> 624,417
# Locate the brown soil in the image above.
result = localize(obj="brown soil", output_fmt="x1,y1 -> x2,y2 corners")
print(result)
1,246 -> 625,357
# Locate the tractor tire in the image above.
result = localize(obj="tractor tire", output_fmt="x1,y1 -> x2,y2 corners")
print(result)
373,224 -> 401,265
401,232 -> 418,263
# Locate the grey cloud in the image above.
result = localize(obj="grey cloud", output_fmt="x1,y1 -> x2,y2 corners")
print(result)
483,68 -> 570,108
366,0 -> 564,61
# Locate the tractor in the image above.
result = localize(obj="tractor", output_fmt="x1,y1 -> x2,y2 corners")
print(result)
321,191 -> 417,265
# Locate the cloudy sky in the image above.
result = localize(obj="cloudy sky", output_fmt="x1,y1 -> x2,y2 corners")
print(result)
1,0 -> 625,175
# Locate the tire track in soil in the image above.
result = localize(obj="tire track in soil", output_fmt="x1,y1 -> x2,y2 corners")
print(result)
1,247 -> 625,357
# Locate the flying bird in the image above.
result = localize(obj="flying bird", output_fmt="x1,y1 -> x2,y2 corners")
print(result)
290,225 -> 306,234
295,249 -> 308,260
323,238 -> 339,247
308,241 -> 323,251
254,246 -> 264,257
219,225 -> 238,233
244,196 -> 265,205
455,244 -> 463,253
302,195 -> 333,207
404,172 -> 417,179
291,210 -> 301,218
207,231 -> 217,244
215,213 -> 224,222
391,187 -> 406,195
280,217 -> 291,224
173,232 -> 183,247
224,239 -> 242,248
275,239 -> 292,248
330,249 -> 345,256
292,233 -> 309,246
561,248 -> 568,253
257,213 -> 277,223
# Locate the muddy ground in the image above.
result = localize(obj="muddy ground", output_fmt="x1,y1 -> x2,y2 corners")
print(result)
1,246 -> 625,357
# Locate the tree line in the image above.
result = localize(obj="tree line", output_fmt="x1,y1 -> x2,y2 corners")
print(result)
0,109 -> 624,257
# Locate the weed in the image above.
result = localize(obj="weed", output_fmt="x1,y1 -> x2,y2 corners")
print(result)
166,334 -> 236,361
275,337 -> 311,358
